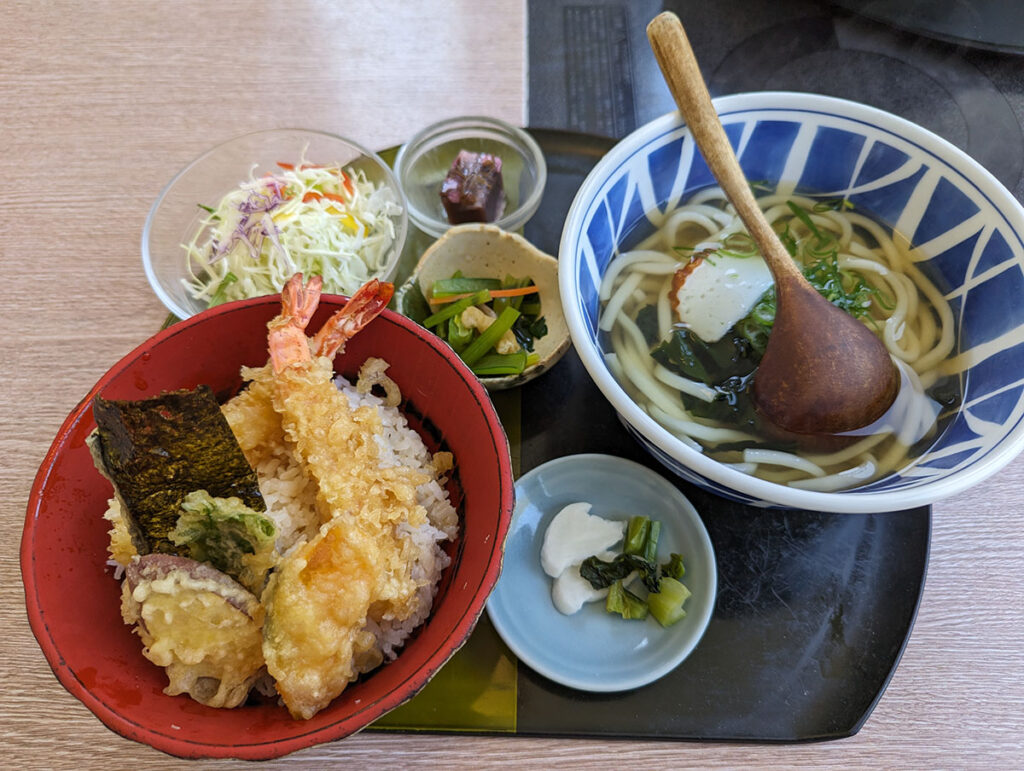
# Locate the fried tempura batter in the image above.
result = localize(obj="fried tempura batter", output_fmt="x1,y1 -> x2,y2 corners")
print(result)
105,275 -> 454,721
239,275 -> 437,719
122,555 -> 265,709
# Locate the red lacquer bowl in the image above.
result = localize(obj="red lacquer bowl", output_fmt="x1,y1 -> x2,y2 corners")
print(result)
21,295 -> 514,760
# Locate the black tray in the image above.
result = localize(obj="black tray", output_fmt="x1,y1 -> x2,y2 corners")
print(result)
372,128 -> 930,741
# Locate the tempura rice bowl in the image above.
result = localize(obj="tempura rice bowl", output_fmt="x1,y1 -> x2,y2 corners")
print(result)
22,295 -> 514,759
560,92 -> 1024,513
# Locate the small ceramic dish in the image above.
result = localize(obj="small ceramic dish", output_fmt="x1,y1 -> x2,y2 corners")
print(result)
394,116 -> 547,238
396,223 -> 570,390
486,454 -> 717,692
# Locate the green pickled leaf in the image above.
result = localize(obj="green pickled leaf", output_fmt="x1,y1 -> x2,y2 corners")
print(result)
606,580 -> 649,620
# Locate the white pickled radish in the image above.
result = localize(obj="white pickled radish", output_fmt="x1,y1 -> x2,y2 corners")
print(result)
540,502 -> 625,578
550,552 -> 618,615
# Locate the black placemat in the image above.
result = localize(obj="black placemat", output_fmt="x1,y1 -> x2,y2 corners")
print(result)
511,128 -> 929,740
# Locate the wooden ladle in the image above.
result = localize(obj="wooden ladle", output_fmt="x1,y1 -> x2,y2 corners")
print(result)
646,12 -> 899,435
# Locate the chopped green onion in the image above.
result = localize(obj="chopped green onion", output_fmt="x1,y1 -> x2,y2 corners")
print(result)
719,231 -> 759,258
773,221 -> 798,256
786,200 -> 824,241
812,197 -> 854,212
459,305 -> 520,366
422,289 -> 491,328
805,231 -> 838,259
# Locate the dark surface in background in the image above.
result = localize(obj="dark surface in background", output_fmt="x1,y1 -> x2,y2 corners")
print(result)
528,0 -> 1024,201
520,0 -> 1024,738
831,0 -> 1024,55
514,129 -> 929,740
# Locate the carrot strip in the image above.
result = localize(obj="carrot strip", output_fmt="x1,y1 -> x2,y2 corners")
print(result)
301,191 -> 348,205
340,170 -> 354,195
429,285 -> 539,304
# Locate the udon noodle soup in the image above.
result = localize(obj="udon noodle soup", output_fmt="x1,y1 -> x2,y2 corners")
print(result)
599,186 -> 960,492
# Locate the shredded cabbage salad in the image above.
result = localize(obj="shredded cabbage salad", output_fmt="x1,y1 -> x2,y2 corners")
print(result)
183,159 -> 403,306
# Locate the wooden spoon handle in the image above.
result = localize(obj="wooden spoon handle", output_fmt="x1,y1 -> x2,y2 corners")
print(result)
646,12 -> 801,282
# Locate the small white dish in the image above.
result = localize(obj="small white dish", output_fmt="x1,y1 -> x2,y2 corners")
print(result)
486,453 -> 717,692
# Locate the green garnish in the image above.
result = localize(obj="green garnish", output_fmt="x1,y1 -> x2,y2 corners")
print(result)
644,520 -> 661,564
170,490 -> 278,594
417,273 -> 548,375
786,200 -> 825,242
579,553 -> 660,593
459,305 -> 520,367
773,220 -> 799,256
662,553 -> 686,580
447,313 -> 474,351
423,289 -> 492,328
581,542 -> 691,626
606,580 -> 649,620
624,515 -> 651,556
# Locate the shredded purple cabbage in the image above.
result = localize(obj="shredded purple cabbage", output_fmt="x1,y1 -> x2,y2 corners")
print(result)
207,180 -> 285,264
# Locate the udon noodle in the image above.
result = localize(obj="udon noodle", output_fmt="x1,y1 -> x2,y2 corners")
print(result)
599,186 -> 958,492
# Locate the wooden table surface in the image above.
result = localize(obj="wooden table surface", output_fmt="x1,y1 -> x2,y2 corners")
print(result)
2,2 -> 1022,768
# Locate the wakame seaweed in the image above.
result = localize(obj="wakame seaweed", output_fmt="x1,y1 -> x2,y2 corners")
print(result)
650,327 -> 761,428
512,314 -> 548,352
651,327 -> 759,386
90,386 -> 265,555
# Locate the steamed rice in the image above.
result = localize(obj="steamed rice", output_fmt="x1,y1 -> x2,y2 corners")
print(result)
240,372 -> 457,667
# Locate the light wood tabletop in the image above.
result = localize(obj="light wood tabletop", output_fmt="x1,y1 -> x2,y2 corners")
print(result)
2,2 -> 1022,768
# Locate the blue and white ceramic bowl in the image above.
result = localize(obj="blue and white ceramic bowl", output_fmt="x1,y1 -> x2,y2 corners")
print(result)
560,92 -> 1024,513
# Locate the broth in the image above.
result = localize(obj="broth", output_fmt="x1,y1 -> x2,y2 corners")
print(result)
598,186 -> 962,491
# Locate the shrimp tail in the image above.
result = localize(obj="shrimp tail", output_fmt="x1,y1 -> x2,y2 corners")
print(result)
313,279 -> 394,359
269,273 -> 324,373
